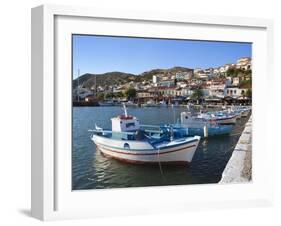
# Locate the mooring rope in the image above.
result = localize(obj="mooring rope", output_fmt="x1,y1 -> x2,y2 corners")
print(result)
157,147 -> 165,180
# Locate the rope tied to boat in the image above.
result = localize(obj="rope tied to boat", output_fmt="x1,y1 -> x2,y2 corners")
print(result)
157,147 -> 165,180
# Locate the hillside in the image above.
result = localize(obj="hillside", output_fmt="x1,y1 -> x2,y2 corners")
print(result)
72,71 -> 135,89
73,66 -> 193,89
137,66 -> 193,81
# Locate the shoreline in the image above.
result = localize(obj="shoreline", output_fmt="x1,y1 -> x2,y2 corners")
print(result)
219,115 -> 252,183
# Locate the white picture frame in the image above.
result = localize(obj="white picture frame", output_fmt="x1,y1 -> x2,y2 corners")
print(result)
31,4 -> 274,221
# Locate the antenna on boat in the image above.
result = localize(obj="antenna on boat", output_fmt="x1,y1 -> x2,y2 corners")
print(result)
170,125 -> 174,141
123,103 -> 128,117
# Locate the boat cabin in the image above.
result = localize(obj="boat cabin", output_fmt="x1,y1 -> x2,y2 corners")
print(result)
111,115 -> 140,133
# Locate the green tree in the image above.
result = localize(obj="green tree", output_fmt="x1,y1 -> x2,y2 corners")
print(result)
246,89 -> 252,98
191,89 -> 204,100
105,92 -> 114,99
226,68 -> 245,77
125,88 -> 136,100
97,92 -> 105,101
115,92 -> 125,98
226,68 -> 235,77
239,79 -> 252,89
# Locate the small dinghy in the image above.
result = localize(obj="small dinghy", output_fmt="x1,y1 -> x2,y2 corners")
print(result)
89,104 -> 201,165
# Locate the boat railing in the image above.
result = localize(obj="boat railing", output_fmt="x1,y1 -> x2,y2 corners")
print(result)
88,129 -> 137,136
140,124 -> 163,131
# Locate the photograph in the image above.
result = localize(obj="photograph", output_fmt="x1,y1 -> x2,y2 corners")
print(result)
72,35 -> 252,190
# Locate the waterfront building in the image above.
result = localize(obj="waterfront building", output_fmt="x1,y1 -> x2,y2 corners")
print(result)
181,87 -> 193,97
155,86 -> 178,97
163,86 -> 177,97
176,88 -> 182,97
208,81 -> 226,97
137,91 -> 152,99
73,87 -> 93,100
224,85 -> 248,98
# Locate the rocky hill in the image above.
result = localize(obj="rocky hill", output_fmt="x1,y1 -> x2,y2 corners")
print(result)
73,66 -> 193,89
72,71 -> 135,89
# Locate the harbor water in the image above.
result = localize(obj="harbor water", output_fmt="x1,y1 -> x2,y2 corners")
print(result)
72,106 -> 249,190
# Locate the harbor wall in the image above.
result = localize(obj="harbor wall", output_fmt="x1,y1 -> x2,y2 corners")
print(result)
219,116 -> 252,183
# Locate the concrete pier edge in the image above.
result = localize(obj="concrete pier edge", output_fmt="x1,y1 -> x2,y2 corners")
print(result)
219,115 -> 252,183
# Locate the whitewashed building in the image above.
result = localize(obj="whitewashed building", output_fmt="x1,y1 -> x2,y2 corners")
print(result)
224,86 -> 248,98
158,79 -> 176,87
236,57 -> 251,70
232,77 -> 241,86
181,87 -> 193,97
208,82 -> 226,97
175,71 -> 193,80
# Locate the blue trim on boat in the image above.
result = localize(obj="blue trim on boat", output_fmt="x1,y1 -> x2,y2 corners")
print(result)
93,135 -> 199,151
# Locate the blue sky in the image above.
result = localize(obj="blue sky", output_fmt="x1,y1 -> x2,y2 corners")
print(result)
72,35 -> 251,78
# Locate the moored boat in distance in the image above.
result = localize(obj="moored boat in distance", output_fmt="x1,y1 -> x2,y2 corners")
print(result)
197,111 -> 237,125
90,104 -> 201,164
175,111 -> 234,137
230,106 -> 251,118
98,100 -> 115,106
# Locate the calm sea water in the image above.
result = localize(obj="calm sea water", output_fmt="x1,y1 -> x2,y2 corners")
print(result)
72,106 -> 249,190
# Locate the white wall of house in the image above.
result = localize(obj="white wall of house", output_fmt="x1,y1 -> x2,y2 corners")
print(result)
224,87 -> 248,98
181,88 -> 193,97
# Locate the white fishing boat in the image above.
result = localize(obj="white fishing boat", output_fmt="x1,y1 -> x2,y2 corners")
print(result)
233,106 -> 251,117
225,106 -> 251,119
158,100 -> 167,107
90,104 -> 201,164
197,111 -> 237,125
124,100 -> 138,107
178,112 -> 233,137
142,100 -> 157,107
241,108 -> 251,117
98,100 -> 115,106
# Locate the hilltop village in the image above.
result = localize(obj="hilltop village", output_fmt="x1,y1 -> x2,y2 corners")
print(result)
73,57 -> 252,106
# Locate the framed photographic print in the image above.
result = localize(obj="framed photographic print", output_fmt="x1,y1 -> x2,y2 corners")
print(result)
31,4 -> 274,221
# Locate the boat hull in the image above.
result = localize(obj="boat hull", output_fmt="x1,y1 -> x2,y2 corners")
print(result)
172,124 -> 233,137
92,135 -> 200,164
215,115 -> 237,124
241,110 -> 250,117
198,113 -> 237,125
187,125 -> 233,137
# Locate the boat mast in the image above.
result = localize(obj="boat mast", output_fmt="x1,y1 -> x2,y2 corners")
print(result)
123,103 -> 128,117
95,74 -> 97,97
77,68 -> 80,102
